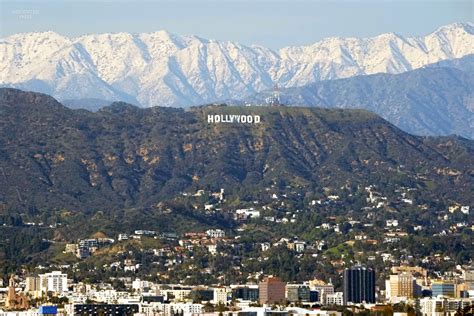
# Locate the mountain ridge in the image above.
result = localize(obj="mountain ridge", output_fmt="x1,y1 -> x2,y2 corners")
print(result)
0,88 -> 472,219
1,23 -> 473,108
237,61 -> 474,139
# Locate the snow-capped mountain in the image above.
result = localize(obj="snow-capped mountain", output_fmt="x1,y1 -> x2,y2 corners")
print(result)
1,23 -> 473,107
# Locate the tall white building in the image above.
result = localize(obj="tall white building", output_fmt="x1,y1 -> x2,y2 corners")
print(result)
212,287 -> 228,304
40,271 -> 68,295
325,292 -> 344,306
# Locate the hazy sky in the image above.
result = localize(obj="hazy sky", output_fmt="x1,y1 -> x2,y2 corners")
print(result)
0,0 -> 472,49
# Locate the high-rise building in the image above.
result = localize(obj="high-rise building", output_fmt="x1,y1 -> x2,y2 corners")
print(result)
25,275 -> 41,293
325,292 -> 344,306
385,273 -> 415,301
212,287 -> 228,304
431,281 -> 455,297
259,276 -> 286,305
39,271 -> 68,295
309,290 -> 319,303
312,285 -> 335,304
231,285 -> 259,301
310,281 -> 335,304
286,284 -> 310,302
462,265 -> 474,291
343,266 -> 376,305
190,288 -> 214,302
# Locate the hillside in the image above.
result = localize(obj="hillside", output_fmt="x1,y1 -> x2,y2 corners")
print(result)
240,63 -> 474,139
1,88 -> 472,215
1,88 -> 473,267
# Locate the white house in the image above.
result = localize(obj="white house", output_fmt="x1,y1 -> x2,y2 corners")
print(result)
206,229 -> 225,238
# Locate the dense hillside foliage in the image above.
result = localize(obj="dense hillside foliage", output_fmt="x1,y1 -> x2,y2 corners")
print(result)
1,88 -> 472,211
0,88 -> 472,270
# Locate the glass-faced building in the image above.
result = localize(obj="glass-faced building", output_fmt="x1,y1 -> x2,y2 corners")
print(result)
343,266 -> 376,305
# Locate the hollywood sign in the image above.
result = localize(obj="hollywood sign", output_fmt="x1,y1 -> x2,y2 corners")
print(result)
207,114 -> 261,124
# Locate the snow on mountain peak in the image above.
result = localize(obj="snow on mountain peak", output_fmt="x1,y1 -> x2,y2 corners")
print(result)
434,22 -> 474,34
1,23 -> 473,107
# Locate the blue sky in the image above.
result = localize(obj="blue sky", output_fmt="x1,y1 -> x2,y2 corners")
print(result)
0,0 -> 472,49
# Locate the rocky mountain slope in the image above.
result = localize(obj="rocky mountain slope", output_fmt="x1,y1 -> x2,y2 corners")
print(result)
0,88 -> 472,219
239,57 -> 474,139
1,23 -> 473,107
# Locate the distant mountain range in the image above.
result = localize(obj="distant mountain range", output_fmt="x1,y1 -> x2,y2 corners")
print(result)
237,56 -> 474,139
1,23 -> 473,109
1,89 -> 473,219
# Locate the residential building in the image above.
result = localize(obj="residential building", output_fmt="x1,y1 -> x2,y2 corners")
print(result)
25,275 -> 41,293
419,297 -> 473,315
40,271 -> 68,295
311,284 -> 334,300
259,276 -> 286,305
286,284 -> 310,302
463,265 -> 474,288
118,234 -> 129,241
385,273 -> 415,301
325,292 -> 344,306
431,281 -> 455,297
162,286 -> 192,302
191,288 -> 214,302
232,285 -> 259,302
309,281 -> 335,304
76,247 -> 90,259
206,229 -> 225,238
212,287 -> 228,304
162,303 -> 203,316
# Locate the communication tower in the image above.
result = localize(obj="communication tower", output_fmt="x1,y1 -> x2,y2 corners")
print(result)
266,70 -> 282,106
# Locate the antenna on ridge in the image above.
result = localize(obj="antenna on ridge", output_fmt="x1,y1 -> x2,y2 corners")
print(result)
266,69 -> 282,107
271,82 -> 280,107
